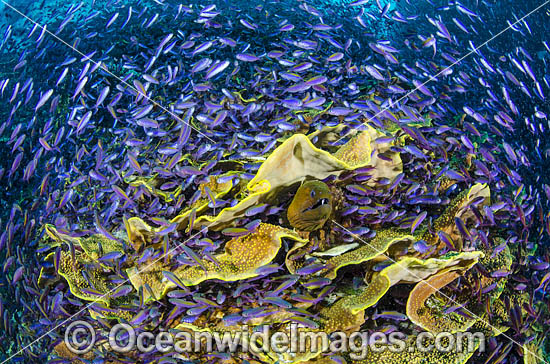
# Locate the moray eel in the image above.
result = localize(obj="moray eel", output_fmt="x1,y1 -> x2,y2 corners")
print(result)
287,180 -> 332,231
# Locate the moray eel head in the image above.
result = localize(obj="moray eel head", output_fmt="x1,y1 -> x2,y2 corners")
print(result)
287,181 -> 332,231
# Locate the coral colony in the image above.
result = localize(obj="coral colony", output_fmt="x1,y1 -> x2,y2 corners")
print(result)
0,0 -> 549,363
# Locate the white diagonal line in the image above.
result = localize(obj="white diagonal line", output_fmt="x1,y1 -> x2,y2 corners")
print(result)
0,0 -> 215,144
0,0 -> 223,361
335,0 -> 550,144
1,0 -> 548,362
332,220 -> 548,363
1,222 -> 213,363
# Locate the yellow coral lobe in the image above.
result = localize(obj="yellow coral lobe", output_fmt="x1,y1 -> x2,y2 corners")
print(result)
421,183 -> 490,250
174,223 -> 307,286
191,125 -> 402,231
57,251 -> 111,305
468,241 -> 513,308
406,270 -> 476,334
88,299 -> 135,322
339,273 -> 391,315
53,340 -> 137,363
320,229 -> 416,279
335,125 -> 402,182
124,216 -> 159,251
339,275 -> 388,314
41,228 -> 117,299
265,249 -> 480,364
170,173 -> 240,230
287,180 -> 332,231
342,291 -> 515,364
43,224 -> 79,245
262,301 -> 365,364
337,251 -> 484,315
53,342 -> 94,364
125,174 -> 182,203
79,234 -> 124,261
247,134 -> 354,193
347,333 -> 483,364
127,223 -> 307,301
409,242 -> 513,338
247,124 -> 398,192
332,128 -> 373,167
126,260 -> 170,302
179,180 -> 271,231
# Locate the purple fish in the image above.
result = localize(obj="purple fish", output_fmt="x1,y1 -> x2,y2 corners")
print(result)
12,266 -> 24,284
236,53 -> 259,62
365,65 -> 386,81
327,52 -> 344,62
285,82 -> 310,93
304,97 -> 326,108
205,60 -> 230,79
34,89 -> 53,111
72,77 -> 88,99
9,153 -> 23,178
413,240 -> 432,254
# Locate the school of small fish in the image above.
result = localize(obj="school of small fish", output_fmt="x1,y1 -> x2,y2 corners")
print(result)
0,0 -> 549,363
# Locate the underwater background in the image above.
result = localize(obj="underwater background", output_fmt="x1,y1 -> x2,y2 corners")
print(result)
0,0 -> 550,363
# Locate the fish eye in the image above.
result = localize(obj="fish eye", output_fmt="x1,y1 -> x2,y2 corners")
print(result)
310,189 -> 316,198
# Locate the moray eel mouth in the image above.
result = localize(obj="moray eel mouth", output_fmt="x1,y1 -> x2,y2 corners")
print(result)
287,181 -> 332,232
303,197 -> 330,212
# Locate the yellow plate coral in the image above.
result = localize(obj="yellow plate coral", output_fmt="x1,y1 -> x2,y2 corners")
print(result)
170,125 -> 402,231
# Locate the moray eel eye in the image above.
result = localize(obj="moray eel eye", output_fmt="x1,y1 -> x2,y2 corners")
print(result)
287,181 -> 332,232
